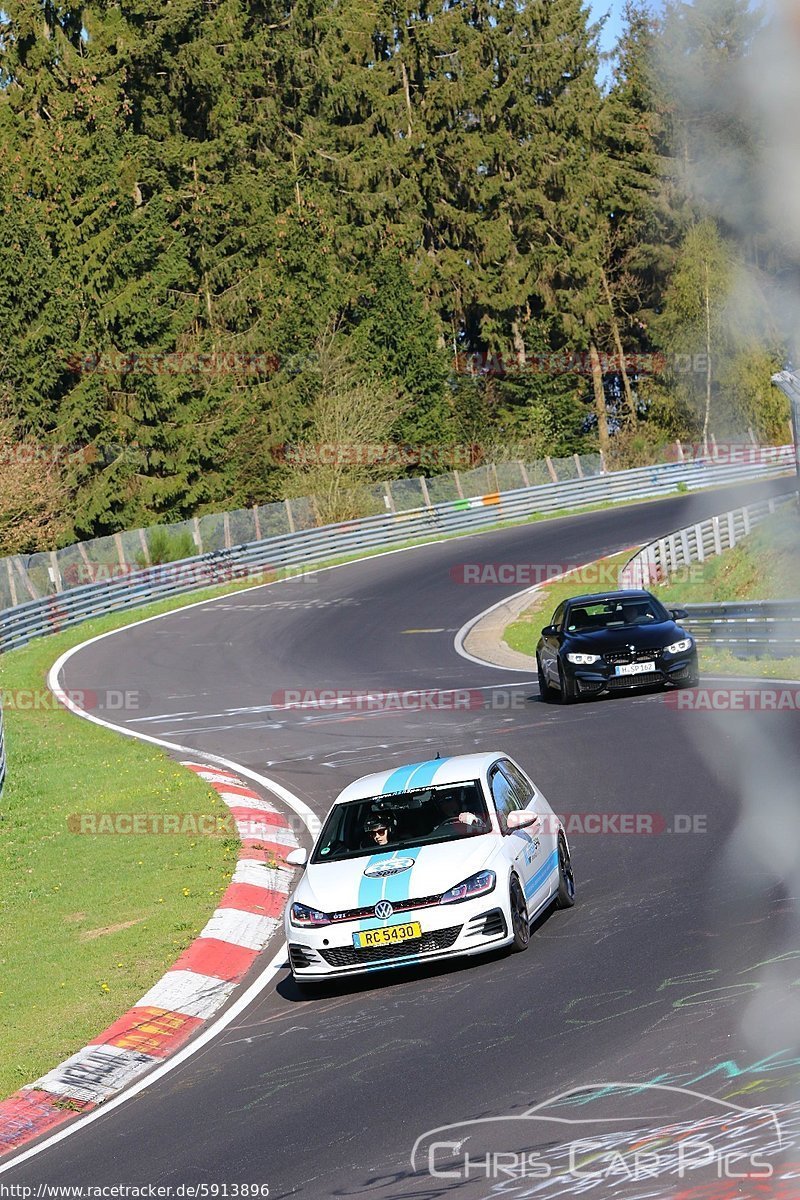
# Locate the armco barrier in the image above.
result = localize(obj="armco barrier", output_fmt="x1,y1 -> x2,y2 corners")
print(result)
620,492 -> 797,589
0,449 -> 796,655
681,601 -> 800,658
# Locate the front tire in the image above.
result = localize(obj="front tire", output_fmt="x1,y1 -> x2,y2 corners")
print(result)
555,835 -> 576,909
509,876 -> 530,951
537,655 -> 557,703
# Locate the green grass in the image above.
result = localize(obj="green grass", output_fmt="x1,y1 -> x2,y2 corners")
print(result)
503,511 -> 800,681
652,511 -> 800,606
0,609 -> 246,1100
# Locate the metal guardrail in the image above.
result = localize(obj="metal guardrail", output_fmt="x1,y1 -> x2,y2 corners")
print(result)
620,492 -> 797,589
620,491 -> 799,657
0,449 -> 796,654
681,600 -> 800,658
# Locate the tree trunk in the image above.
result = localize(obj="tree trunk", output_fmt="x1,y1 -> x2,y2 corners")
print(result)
600,267 -> 636,425
702,263 -> 712,456
511,317 -> 526,368
589,342 -> 610,458
401,62 -> 413,137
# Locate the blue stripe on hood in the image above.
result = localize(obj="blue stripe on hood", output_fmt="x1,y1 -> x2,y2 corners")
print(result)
357,847 -> 423,931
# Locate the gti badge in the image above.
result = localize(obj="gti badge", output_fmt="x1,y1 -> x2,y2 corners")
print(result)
363,857 -> 415,878
374,900 -> 394,920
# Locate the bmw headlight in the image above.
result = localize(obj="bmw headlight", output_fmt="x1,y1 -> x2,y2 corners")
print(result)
664,638 -> 693,654
567,653 -> 601,665
290,902 -> 332,927
439,870 -> 496,904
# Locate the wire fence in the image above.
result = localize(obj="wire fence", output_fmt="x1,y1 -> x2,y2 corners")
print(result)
1,441 -> 791,611
0,451 -> 604,609
1,448 -> 796,654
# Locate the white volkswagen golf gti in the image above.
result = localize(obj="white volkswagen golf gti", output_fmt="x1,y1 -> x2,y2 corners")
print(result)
284,751 -> 575,984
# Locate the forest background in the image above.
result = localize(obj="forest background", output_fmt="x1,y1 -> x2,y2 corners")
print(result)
0,0 -> 795,553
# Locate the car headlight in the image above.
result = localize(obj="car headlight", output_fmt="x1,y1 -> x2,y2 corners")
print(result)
439,870 -> 496,904
567,653 -> 601,665
290,901 -> 332,928
664,638 -> 693,654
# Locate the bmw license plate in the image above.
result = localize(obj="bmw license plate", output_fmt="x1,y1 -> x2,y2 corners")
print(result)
615,661 -> 656,676
353,922 -> 421,948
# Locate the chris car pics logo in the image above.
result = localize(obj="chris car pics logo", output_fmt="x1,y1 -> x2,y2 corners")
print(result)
411,1083 -> 785,1187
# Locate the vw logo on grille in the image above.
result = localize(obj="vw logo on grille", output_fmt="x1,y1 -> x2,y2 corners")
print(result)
374,900 -> 394,920
363,857 -> 415,878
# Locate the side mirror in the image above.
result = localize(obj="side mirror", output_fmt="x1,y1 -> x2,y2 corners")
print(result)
671,608 -> 688,621
285,846 -> 308,867
541,625 -> 559,638
506,810 -> 539,832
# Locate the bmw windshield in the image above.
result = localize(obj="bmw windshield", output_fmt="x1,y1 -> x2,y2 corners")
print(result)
565,596 -> 670,634
311,782 -> 491,863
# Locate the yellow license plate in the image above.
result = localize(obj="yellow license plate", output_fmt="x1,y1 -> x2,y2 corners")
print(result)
353,922 -> 422,948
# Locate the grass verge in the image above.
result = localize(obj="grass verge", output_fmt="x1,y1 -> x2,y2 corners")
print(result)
503,511 -> 800,681
0,590 -> 255,1100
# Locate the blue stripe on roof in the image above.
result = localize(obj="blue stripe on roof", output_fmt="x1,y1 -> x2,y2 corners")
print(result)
404,758 -> 450,790
380,761 -> 428,794
381,757 -> 451,794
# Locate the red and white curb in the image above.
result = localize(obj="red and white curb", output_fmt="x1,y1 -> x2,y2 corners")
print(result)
0,763 -> 298,1157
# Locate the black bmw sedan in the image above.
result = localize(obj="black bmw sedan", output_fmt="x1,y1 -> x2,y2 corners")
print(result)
536,589 -> 699,703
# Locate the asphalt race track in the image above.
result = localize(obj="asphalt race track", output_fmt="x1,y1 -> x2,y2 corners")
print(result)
5,478 -> 800,1199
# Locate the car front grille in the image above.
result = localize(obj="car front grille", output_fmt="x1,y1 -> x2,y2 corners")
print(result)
320,924 -> 463,968
605,648 -> 663,666
328,893 -> 443,922
608,672 -> 663,689
577,678 -> 605,694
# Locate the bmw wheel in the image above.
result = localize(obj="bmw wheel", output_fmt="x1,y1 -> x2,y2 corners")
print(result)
537,655 -> 557,703
555,835 -> 576,909
509,876 -> 530,951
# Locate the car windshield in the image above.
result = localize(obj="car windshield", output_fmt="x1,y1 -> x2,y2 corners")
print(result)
310,781 -> 491,863
566,596 -> 669,633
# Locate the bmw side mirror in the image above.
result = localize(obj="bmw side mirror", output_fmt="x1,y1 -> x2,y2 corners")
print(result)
671,608 -> 688,621
285,846 -> 308,867
542,625 -> 558,638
